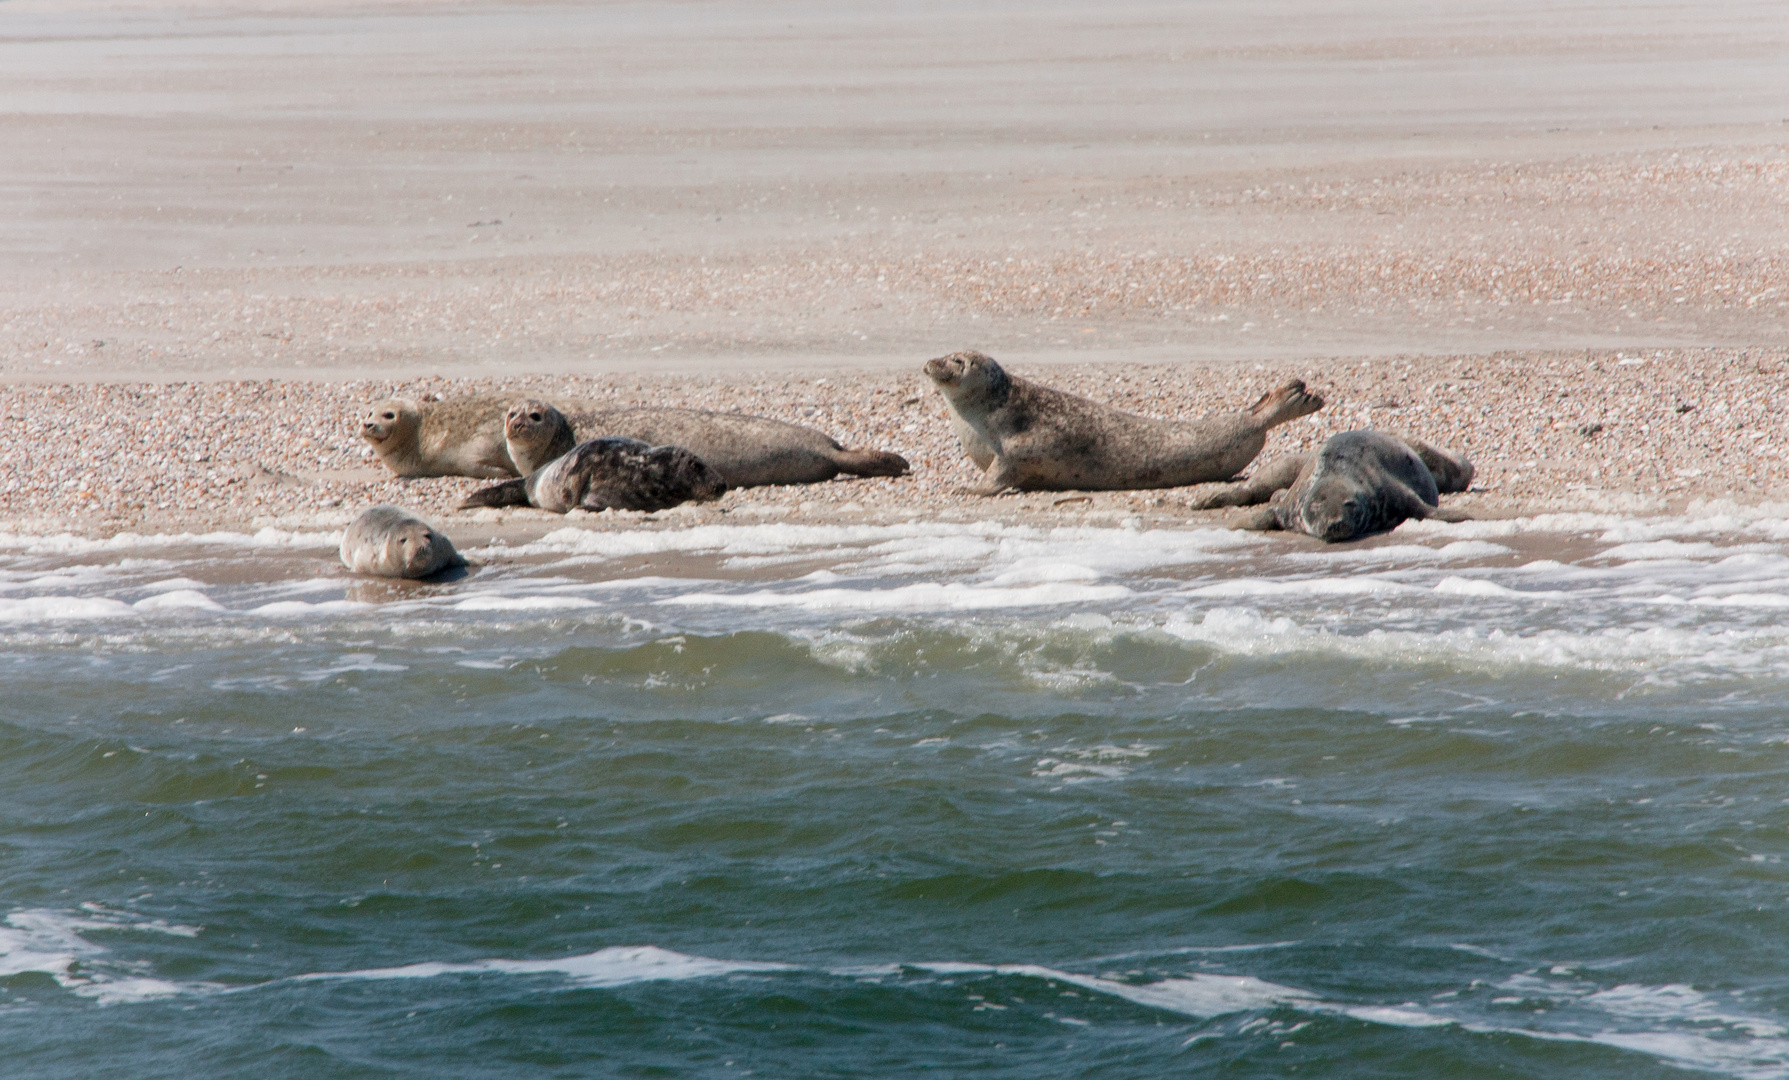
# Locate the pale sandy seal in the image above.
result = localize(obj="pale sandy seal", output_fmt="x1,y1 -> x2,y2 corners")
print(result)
360,394 -> 516,479
339,506 -> 467,578
458,437 -> 729,513
499,398 -> 909,488
1264,430 -> 1470,542
1189,431 -> 1474,511
923,350 -> 1325,494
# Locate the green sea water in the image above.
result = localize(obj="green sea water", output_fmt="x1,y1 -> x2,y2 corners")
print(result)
4,517 -> 1789,1078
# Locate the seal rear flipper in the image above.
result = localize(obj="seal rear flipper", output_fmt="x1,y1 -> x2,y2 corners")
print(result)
1246,379 -> 1325,427
831,448 -> 911,478
457,478 -> 532,509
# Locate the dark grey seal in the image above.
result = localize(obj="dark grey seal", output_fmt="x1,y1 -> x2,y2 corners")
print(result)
1272,430 -> 1451,542
1189,432 -> 1474,512
458,437 -> 729,513
339,506 -> 467,578
493,398 -> 908,487
922,350 -> 1324,493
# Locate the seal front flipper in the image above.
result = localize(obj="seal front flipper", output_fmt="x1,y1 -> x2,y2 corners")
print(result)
830,448 -> 911,478
964,458 -> 1023,496
1186,453 -> 1310,510
1225,505 -> 1283,532
458,478 -> 532,509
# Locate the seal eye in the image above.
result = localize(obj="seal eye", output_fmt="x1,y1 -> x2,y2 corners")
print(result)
382,411 -> 396,420
530,412 -> 542,422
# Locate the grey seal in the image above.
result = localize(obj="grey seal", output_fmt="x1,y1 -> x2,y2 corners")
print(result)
922,350 -> 1325,494
1266,430 -> 1467,542
1189,431 -> 1474,512
458,437 -> 729,513
501,398 -> 909,488
339,506 -> 467,578
360,394 -> 517,479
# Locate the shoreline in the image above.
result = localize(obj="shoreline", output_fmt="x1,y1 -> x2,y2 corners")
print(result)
6,345 -> 1785,542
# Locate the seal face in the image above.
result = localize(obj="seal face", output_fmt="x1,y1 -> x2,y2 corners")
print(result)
339,505 -> 467,578
924,350 -> 1324,493
1275,430 -> 1441,542
459,437 -> 729,513
360,394 -> 516,479
504,398 -> 578,476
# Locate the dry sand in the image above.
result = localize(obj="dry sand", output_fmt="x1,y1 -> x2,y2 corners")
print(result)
1,0 -> 1785,539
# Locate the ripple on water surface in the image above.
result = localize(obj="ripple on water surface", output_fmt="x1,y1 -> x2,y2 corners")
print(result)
4,515 -> 1789,1078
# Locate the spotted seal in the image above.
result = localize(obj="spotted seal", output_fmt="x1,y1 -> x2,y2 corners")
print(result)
922,350 -> 1324,493
339,505 -> 467,578
458,437 -> 729,513
359,394 -> 516,479
499,399 -> 909,488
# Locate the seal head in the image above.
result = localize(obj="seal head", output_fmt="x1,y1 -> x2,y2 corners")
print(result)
361,399 -> 420,457
1275,430 -> 1440,542
504,398 -> 578,476
340,505 -> 467,579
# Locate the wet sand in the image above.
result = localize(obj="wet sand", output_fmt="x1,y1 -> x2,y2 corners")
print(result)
1,0 -> 1785,536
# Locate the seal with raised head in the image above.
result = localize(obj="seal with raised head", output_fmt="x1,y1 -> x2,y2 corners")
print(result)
1271,430 -> 1451,542
501,398 -> 909,488
459,437 -> 729,514
922,350 -> 1325,493
339,506 -> 467,578
360,394 -> 517,479
1188,432 -> 1474,511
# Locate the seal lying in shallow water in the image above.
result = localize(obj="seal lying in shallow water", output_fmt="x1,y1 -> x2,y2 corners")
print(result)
360,395 -> 517,479
459,437 -> 729,513
339,506 -> 467,578
923,350 -> 1325,494
500,399 -> 909,488
1229,430 -> 1470,542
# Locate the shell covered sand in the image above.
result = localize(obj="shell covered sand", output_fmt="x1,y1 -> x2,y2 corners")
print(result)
2,346 -> 1785,538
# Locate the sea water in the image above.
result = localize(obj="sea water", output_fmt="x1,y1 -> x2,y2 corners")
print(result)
4,511 -> 1789,1078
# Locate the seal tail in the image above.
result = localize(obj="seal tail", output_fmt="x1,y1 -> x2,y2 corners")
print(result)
458,478 -> 532,510
831,449 -> 911,478
1247,379 -> 1325,428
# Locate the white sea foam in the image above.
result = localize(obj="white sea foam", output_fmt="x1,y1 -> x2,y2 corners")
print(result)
0,906 -> 203,1005
1431,576 -> 1567,599
295,945 -> 793,987
1182,577 -> 1419,598
0,527 -> 339,556
1160,607 -> 1789,682
0,596 -> 135,622
453,595 -> 602,612
661,581 -> 1132,612
132,589 -> 225,613
251,600 -> 374,617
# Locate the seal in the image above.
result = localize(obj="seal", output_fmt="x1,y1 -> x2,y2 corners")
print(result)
458,437 -> 729,513
339,505 -> 467,578
1273,429 -> 1451,542
500,399 -> 910,488
360,394 -> 516,479
1187,431 -> 1474,511
922,350 -> 1324,493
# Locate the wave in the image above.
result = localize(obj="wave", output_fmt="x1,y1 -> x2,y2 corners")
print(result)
11,910 -> 1783,1078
